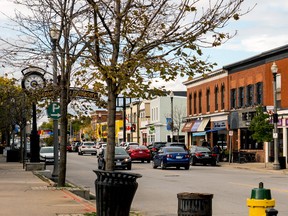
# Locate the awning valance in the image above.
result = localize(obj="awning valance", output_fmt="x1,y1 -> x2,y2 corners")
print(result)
192,132 -> 206,136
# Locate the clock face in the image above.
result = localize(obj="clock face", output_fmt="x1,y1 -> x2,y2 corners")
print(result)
23,73 -> 45,90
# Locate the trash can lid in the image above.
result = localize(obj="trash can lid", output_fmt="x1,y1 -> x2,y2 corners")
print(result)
250,182 -> 272,199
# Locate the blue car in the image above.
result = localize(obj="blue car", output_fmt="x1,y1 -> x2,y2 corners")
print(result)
152,146 -> 190,170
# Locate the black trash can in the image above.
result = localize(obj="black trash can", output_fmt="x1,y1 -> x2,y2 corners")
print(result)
6,149 -> 20,162
93,170 -> 142,216
278,157 -> 286,169
177,192 -> 213,216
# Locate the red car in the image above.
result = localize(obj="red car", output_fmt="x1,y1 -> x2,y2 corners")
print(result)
126,145 -> 151,163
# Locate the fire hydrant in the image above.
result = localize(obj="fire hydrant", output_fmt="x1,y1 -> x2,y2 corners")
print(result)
247,182 -> 275,216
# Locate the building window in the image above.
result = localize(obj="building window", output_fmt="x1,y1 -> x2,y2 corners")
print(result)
238,87 -> 244,108
221,84 -> 225,110
215,86 -> 219,111
246,85 -> 254,106
198,91 -> 202,113
255,82 -> 263,105
230,88 -> 237,109
206,88 -> 210,112
194,92 -> 197,114
189,93 -> 192,115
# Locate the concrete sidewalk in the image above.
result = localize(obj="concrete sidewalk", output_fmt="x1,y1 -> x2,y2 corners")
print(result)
219,161 -> 288,174
0,155 -> 96,216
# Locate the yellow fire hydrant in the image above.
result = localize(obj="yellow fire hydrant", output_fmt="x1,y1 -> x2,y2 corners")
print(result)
247,182 -> 275,216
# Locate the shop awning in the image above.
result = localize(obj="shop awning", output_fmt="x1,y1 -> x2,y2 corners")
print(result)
197,118 -> 210,132
181,121 -> 194,132
205,128 -> 226,133
191,120 -> 202,132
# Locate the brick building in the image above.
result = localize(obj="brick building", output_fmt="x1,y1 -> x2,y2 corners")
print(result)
183,44 -> 288,163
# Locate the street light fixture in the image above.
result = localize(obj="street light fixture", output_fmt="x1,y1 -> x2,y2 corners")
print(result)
169,91 -> 174,142
50,24 -> 60,178
271,61 -> 280,170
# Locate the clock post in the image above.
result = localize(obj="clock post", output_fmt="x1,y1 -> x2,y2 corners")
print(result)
30,103 -> 40,162
21,67 -> 46,164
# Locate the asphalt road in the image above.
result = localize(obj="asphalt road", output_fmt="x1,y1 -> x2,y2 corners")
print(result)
57,152 -> 288,216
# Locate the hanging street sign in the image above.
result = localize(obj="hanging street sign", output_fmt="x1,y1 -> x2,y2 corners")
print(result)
47,102 -> 61,119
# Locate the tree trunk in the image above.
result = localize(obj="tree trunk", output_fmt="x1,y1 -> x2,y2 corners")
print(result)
58,73 -> 68,187
105,81 -> 117,171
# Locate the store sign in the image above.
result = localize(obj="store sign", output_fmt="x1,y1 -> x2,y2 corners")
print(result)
213,121 -> 226,129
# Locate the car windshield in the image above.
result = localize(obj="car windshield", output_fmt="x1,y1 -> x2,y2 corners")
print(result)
115,147 -> 128,155
40,147 -> 53,153
164,147 -> 186,153
196,147 -> 211,152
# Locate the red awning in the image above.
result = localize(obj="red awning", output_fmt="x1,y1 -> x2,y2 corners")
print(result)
181,121 -> 194,132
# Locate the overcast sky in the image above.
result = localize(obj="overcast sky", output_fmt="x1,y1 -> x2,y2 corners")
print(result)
0,0 -> 288,91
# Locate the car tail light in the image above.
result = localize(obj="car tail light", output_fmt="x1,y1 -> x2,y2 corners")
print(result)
82,146 -> 86,148
166,154 -> 173,158
212,153 -> 217,157
185,154 -> 190,158
145,150 -> 150,153
151,147 -> 157,152
195,152 -> 203,157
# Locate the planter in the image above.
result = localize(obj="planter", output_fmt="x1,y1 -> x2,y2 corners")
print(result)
93,170 -> 142,216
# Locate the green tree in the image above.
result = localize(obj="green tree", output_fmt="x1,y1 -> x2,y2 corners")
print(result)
249,106 -> 273,143
85,0 -> 251,170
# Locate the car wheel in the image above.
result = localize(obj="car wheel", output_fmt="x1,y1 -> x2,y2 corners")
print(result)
152,161 -> 157,169
185,165 -> 190,170
176,166 -> 180,170
127,164 -> 132,170
211,161 -> 217,166
191,157 -> 196,166
141,159 -> 144,163
160,161 -> 166,169
147,159 -> 151,163
78,151 -> 81,155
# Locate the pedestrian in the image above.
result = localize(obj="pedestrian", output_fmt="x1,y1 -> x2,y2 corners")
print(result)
213,144 -> 222,163
202,139 -> 209,147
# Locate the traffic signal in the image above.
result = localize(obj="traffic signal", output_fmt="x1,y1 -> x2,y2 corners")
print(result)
131,124 -> 136,132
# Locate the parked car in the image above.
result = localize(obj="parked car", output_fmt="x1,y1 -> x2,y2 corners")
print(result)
123,142 -> 139,150
98,147 -> 132,170
72,141 -> 81,152
190,146 -> 217,166
66,143 -> 73,152
152,146 -> 190,170
126,145 -> 151,163
39,146 -> 55,164
97,143 -> 107,155
165,142 -> 188,151
147,142 -> 167,158
96,142 -> 107,149
78,141 -> 97,155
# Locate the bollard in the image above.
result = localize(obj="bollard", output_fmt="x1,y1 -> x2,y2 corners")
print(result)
177,192 -> 213,216
266,208 -> 278,216
247,182 -> 275,216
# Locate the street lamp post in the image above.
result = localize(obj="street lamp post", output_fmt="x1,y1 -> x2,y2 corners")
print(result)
130,103 -> 133,142
271,62 -> 280,170
170,91 -> 174,142
50,24 -> 60,178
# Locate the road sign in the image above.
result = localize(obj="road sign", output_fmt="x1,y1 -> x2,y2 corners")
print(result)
47,102 -> 61,119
